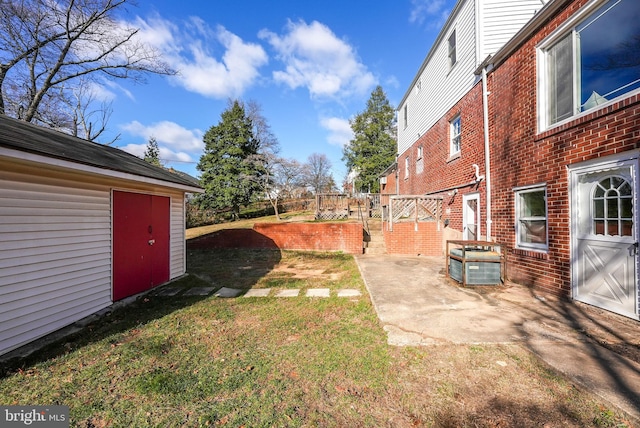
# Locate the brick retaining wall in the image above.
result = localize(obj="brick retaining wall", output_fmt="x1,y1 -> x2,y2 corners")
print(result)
253,222 -> 363,254
383,221 -> 443,256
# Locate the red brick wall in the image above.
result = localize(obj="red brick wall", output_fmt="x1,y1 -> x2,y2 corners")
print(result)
394,0 -> 640,299
253,222 -> 363,254
383,221 -> 443,256
397,82 -> 487,236
488,0 -> 640,296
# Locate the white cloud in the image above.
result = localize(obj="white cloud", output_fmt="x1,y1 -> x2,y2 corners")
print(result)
409,0 -> 449,27
133,16 -> 268,99
320,116 -> 353,147
121,120 -> 204,153
131,14 -> 181,54
158,147 -> 194,163
119,143 -> 146,159
84,81 -> 116,102
259,20 -> 377,100
119,143 -> 194,163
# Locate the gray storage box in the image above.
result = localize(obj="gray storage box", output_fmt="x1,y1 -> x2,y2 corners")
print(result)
449,248 -> 501,285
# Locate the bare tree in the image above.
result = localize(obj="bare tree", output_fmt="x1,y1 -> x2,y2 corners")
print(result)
245,99 -> 280,157
0,0 -> 175,137
304,153 -> 334,195
62,78 -> 120,142
267,157 -> 303,219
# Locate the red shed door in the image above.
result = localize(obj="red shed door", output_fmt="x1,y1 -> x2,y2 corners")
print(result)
113,191 -> 170,301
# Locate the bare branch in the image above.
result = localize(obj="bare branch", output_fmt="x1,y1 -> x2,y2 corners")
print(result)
0,0 -> 176,136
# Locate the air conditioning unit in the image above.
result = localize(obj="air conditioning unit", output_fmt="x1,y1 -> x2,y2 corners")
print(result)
449,247 -> 502,285
380,177 -> 387,184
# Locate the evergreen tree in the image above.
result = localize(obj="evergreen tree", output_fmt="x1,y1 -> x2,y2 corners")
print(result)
342,85 -> 397,193
196,101 -> 264,220
143,136 -> 162,167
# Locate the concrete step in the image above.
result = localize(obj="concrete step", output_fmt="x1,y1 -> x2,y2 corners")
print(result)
364,246 -> 386,255
363,223 -> 386,254
364,238 -> 385,248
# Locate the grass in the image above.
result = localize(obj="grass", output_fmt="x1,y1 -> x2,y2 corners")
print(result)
0,241 -> 633,426
185,210 -> 313,240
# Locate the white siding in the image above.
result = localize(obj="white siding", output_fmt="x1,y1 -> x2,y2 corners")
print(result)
398,0 -> 478,155
0,166 -> 189,356
398,0 -> 541,157
0,175 -> 112,355
170,192 -> 186,279
479,0 -> 541,59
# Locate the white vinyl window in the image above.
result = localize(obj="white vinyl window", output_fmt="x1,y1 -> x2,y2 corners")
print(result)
450,115 -> 461,155
403,104 -> 408,129
539,0 -> 640,129
404,156 -> 410,179
448,30 -> 457,70
515,186 -> 548,251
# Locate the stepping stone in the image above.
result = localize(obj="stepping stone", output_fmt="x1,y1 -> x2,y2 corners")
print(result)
154,287 -> 182,296
243,288 -> 271,298
337,289 -> 361,297
214,287 -> 244,298
275,289 -> 300,297
306,288 -> 330,298
183,287 -> 215,296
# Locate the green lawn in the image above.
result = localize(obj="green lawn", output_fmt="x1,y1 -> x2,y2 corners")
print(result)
0,249 -> 631,427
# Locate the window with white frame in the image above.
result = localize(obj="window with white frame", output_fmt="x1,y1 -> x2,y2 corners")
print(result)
539,0 -> 640,128
515,186 -> 548,250
449,115 -> 461,155
416,146 -> 424,174
404,156 -> 410,179
448,30 -> 457,70
403,104 -> 408,129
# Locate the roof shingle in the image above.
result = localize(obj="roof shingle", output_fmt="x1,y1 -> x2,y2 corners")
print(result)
0,115 -> 201,189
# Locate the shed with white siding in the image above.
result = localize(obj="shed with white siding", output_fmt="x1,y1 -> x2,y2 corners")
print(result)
0,115 -> 202,356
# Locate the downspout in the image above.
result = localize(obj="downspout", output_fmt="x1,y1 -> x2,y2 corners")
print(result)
481,65 -> 493,241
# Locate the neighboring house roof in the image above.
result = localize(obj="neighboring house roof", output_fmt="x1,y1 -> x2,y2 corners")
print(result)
379,162 -> 398,178
0,114 -> 202,191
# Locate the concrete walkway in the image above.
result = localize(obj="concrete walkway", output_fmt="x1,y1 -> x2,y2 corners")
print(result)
355,254 -> 640,423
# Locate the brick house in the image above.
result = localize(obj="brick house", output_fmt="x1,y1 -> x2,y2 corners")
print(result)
387,0 -> 640,320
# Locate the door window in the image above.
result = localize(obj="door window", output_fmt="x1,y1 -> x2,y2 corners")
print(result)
592,176 -> 633,236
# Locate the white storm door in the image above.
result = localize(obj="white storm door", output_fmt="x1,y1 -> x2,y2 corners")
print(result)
463,193 -> 480,240
571,158 -> 639,319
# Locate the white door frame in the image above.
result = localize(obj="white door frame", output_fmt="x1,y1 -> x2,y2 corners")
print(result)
569,153 -> 639,319
463,193 -> 481,240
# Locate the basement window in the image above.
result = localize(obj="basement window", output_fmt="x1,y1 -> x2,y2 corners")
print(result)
515,185 -> 548,251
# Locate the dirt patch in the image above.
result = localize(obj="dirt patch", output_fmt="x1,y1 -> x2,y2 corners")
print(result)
271,264 -> 344,281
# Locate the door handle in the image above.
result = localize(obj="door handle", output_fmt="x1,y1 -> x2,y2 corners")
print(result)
148,239 -> 155,246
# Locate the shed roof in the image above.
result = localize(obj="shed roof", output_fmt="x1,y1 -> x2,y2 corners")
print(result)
0,115 -> 201,190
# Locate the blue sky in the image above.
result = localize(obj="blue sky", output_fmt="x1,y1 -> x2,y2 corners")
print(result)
100,0 -> 455,182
